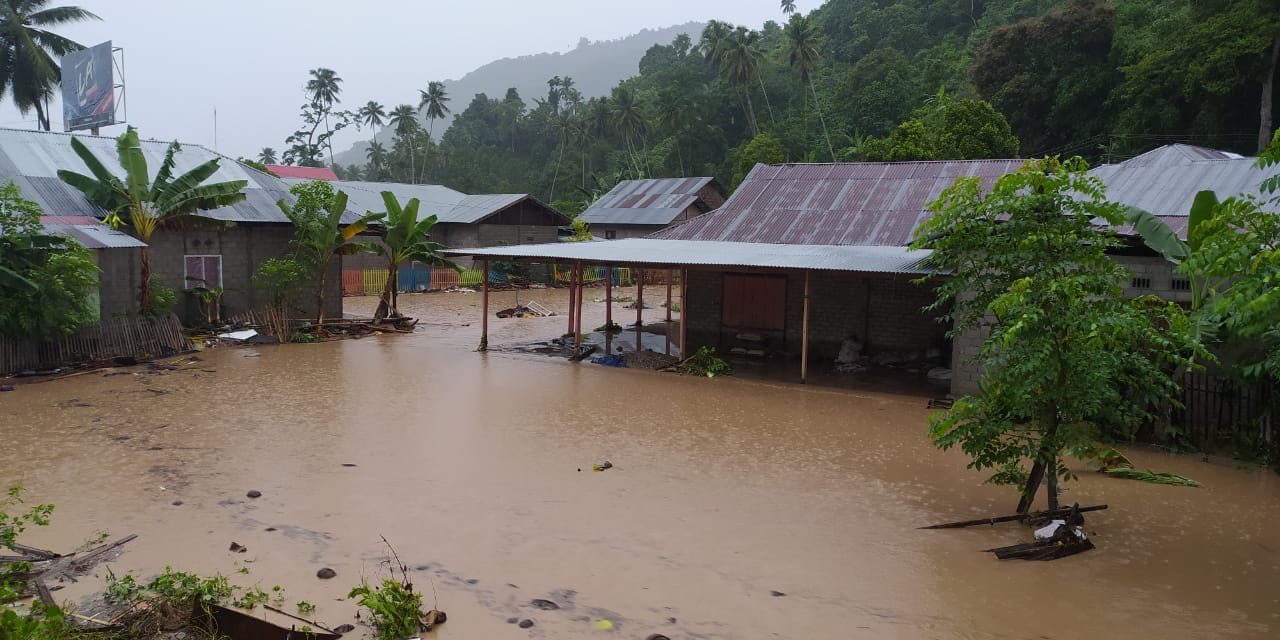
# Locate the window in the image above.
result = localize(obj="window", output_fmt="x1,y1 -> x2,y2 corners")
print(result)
605,230 -> 617,239
1131,276 -> 1151,289
722,273 -> 787,331
184,255 -> 223,288
1171,278 -> 1192,291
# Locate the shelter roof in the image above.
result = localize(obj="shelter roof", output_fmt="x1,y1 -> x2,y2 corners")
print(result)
579,177 -> 722,226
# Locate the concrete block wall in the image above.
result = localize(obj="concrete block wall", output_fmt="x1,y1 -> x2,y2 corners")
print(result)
147,225 -> 343,324
96,247 -> 142,319
592,224 -> 665,240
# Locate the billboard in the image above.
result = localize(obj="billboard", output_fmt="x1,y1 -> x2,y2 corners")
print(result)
61,40 -> 116,132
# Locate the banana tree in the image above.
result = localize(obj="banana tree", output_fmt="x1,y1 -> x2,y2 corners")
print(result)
277,187 -> 383,326
57,127 -> 248,313
1123,189 -> 1219,336
371,191 -> 456,321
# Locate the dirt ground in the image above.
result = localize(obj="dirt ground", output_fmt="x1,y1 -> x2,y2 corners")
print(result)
1,288 -> 1278,639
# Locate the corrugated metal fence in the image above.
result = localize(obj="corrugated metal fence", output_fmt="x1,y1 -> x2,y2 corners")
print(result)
0,314 -> 188,375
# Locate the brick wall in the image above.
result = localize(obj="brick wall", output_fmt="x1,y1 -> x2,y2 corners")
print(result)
683,269 -> 949,361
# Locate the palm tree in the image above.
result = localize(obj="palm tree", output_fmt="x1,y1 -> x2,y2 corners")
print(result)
699,20 -> 733,69
57,127 -> 248,313
365,141 -> 387,179
370,191 -> 455,320
277,184 -> 382,326
548,114 -> 575,203
612,88 -> 649,178
781,0 -> 796,15
657,91 -> 693,176
418,81 -> 450,139
0,0 -> 100,131
785,15 -> 835,160
717,29 -> 766,135
257,147 -> 278,164
358,100 -> 386,130
388,104 -> 419,182
305,67 -> 342,165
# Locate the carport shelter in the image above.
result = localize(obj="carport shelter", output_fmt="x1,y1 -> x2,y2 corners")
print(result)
444,239 -> 940,383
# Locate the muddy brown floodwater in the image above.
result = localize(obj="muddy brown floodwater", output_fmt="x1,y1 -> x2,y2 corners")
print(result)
2,289 -> 1279,639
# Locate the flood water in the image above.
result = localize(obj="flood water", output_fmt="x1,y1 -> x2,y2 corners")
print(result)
2,289 -> 1279,639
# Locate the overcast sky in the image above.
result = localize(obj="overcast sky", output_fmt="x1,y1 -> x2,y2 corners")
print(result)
0,0 -> 823,160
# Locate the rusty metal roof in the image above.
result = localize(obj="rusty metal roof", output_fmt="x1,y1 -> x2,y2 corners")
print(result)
655,161 -> 1024,246
578,177 -> 720,225
445,238 -> 937,274
0,127 -> 327,224
39,215 -> 146,249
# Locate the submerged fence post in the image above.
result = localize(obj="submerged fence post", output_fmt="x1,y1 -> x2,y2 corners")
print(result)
801,270 -> 811,384
635,268 -> 645,353
479,259 -> 489,352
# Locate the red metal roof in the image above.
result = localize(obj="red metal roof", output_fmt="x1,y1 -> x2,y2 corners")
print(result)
655,160 -> 1024,246
264,164 -> 338,181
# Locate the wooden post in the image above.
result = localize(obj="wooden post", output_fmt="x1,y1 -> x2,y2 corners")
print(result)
801,270 -> 811,384
605,264 -> 614,353
635,268 -> 645,353
573,262 -> 584,355
566,263 -> 576,336
479,259 -> 489,352
679,269 -> 688,357
665,269 -> 673,323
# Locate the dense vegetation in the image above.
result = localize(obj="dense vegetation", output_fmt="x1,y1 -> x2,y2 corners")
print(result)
287,0 -> 1279,214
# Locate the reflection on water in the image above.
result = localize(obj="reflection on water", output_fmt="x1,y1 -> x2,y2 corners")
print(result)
2,310 -> 1278,639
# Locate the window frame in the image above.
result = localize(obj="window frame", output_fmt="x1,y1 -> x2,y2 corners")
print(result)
184,254 -> 224,289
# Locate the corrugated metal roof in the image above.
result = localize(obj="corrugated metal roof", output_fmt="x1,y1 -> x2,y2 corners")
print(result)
264,164 -> 338,180
655,160 -> 1024,246
1118,144 -> 1244,167
288,179 -> 567,224
1092,157 -> 1278,239
0,127 -> 341,224
444,238 -> 937,274
39,215 -> 146,249
578,177 -> 720,225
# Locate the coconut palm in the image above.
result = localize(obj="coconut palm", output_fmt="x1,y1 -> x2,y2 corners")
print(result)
389,104 -> 419,183
699,20 -> 733,69
717,29 -> 767,135
418,81 -> 450,139
0,0 -> 100,131
612,88 -> 649,178
785,14 -> 834,160
358,100 -> 386,130
306,67 -> 342,164
657,90 -> 693,175
370,191 -> 455,320
781,0 -> 796,14
57,127 -> 248,313
548,114 -> 575,203
257,147 -> 278,164
365,141 -> 387,178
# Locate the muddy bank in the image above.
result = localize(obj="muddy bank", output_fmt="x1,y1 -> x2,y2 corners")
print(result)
2,318 -> 1278,638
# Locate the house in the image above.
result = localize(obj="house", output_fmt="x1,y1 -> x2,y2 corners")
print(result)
577,177 -> 725,239
0,128 -> 357,322
264,164 -> 339,181
39,215 -> 147,320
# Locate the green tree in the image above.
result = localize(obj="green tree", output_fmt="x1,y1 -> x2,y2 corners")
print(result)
365,141 -> 388,179
418,81 -> 450,140
781,0 -> 796,16
358,100 -> 386,130
734,131 -> 784,186
257,148 -> 277,164
0,182 -> 98,338
276,181 -> 382,326
57,127 -> 248,313
306,67 -> 343,164
612,87 -> 648,178
912,158 -> 1200,513
369,191 -> 455,321
784,14 -> 834,160
389,104 -> 419,183
0,0 -> 99,131
855,96 -> 1019,161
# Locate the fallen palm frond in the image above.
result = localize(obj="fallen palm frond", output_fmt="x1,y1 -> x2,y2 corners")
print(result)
1103,467 -> 1199,487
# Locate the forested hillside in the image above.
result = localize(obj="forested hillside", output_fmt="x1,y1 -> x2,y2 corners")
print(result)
324,0 -> 1280,215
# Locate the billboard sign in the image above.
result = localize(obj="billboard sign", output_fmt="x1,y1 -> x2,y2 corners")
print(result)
61,40 -> 116,132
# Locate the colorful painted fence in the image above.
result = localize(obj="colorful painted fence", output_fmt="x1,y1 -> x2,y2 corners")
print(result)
342,267 -> 499,295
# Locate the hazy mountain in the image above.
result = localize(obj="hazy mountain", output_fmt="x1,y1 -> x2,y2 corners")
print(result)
334,21 -> 705,166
